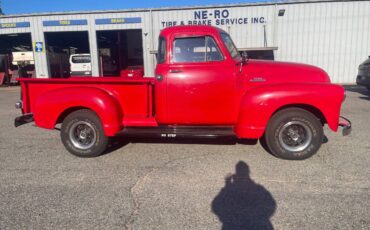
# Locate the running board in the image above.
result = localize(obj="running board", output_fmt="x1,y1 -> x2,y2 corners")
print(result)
117,126 -> 235,138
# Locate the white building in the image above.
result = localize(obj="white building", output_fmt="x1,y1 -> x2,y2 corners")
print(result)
0,0 -> 369,83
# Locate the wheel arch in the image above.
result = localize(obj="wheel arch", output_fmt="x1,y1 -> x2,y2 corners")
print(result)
234,83 -> 343,139
272,104 -> 327,126
235,102 -> 329,139
33,86 -> 124,136
56,106 -> 91,124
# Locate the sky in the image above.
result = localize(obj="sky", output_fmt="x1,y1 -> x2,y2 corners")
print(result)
2,0 -> 271,15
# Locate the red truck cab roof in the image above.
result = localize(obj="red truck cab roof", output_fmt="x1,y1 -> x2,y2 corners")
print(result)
160,25 -> 227,38
159,25 -> 238,64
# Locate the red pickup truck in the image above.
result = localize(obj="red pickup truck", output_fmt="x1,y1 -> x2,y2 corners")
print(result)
15,25 -> 351,160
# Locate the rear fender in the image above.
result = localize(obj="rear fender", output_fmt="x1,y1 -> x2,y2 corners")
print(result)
234,83 -> 345,139
34,87 -> 123,136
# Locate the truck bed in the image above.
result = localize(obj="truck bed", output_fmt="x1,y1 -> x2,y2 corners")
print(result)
19,77 -> 155,125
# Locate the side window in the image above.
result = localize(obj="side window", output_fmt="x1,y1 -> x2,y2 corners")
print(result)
157,37 -> 166,64
206,37 -> 223,61
173,36 -> 223,63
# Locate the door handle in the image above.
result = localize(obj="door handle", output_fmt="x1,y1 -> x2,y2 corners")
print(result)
156,75 -> 163,81
169,69 -> 182,73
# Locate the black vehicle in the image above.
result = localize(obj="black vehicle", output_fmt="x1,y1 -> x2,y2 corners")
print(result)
356,56 -> 370,91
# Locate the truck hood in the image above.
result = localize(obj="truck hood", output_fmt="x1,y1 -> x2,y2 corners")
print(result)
244,60 -> 331,84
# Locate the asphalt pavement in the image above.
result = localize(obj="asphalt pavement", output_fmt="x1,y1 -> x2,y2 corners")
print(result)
0,85 -> 369,230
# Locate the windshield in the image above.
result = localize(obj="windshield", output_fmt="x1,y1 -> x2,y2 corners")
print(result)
220,33 -> 240,59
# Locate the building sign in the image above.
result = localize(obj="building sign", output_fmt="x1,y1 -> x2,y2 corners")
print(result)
34,42 -> 44,52
43,19 -> 88,27
0,22 -> 30,29
161,9 -> 266,27
95,17 -> 142,25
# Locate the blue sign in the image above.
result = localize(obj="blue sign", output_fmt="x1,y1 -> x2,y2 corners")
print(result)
43,19 -> 88,27
95,17 -> 142,25
35,42 -> 44,52
0,22 -> 30,29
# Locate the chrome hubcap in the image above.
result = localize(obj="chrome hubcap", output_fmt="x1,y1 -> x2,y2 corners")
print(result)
278,121 -> 312,152
69,121 -> 96,150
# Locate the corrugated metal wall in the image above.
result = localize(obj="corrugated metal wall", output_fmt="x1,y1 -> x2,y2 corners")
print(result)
0,1 -> 369,83
151,5 -> 276,49
275,1 -> 370,84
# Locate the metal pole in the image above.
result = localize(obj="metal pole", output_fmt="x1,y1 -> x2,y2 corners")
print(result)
263,25 -> 268,47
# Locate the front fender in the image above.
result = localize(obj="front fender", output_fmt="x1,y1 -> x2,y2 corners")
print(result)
34,86 -> 123,136
234,83 -> 345,139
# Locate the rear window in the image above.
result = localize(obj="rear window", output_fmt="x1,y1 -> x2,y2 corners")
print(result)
72,55 -> 91,64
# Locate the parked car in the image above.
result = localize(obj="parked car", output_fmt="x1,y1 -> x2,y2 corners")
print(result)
120,65 -> 144,79
70,54 -> 92,77
356,56 -> 370,90
14,25 -> 351,160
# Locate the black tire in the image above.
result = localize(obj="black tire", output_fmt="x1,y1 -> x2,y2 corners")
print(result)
264,108 -> 323,160
61,109 -> 108,157
366,86 -> 370,91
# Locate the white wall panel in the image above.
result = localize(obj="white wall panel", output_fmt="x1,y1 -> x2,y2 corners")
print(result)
275,1 -> 370,83
0,17 -> 31,34
29,16 -> 49,78
151,5 -> 275,49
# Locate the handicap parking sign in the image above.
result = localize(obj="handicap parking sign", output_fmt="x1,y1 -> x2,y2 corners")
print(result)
34,42 -> 44,52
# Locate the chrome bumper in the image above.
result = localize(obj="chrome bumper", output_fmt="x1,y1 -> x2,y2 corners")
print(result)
339,116 -> 352,136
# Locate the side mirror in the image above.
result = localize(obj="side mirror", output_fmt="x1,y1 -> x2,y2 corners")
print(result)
239,51 -> 249,73
242,51 -> 249,64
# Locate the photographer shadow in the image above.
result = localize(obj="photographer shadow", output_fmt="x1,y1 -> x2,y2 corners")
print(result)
212,161 -> 276,230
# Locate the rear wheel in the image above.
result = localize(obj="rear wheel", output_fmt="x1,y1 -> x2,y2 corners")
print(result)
61,109 -> 108,157
264,108 -> 323,160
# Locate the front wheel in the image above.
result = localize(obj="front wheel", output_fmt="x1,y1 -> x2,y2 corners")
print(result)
61,109 -> 108,157
264,108 -> 323,160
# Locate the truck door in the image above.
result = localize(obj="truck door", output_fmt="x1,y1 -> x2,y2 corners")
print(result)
164,34 -> 238,125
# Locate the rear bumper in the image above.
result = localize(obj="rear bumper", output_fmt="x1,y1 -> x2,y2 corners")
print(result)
339,116 -> 352,136
14,114 -> 34,127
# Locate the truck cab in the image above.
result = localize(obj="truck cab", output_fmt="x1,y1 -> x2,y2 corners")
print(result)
154,27 -> 241,125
